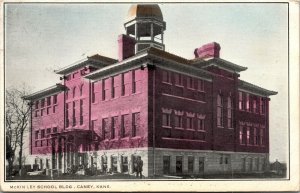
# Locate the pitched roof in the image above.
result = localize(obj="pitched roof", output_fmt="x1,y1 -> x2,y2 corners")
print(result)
55,54 -> 117,75
239,80 -> 278,96
85,47 -> 212,81
23,84 -> 67,100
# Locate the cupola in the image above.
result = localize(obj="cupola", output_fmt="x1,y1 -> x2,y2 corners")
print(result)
124,4 -> 166,53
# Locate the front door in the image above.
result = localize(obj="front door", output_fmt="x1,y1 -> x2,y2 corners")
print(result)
199,157 -> 205,175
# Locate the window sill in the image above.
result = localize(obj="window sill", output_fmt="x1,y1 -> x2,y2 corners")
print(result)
186,128 -> 195,131
197,130 -> 206,133
174,127 -> 184,130
187,87 -> 196,91
162,82 -> 172,85
217,126 -> 224,129
162,126 -> 172,129
174,84 -> 184,88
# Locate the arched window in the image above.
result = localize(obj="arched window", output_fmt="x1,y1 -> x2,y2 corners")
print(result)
80,84 -> 84,96
217,94 -> 223,127
65,90 -> 69,100
227,96 -> 233,128
73,87 -> 76,98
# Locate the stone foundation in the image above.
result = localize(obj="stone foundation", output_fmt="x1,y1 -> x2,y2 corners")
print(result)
27,148 -> 268,177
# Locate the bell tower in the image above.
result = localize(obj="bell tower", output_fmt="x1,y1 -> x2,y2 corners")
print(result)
124,4 -> 166,53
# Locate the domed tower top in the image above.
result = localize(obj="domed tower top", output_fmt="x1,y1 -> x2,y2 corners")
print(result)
126,4 -> 163,22
124,4 -> 166,53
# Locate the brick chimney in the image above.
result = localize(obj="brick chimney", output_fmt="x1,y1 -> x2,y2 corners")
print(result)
118,34 -> 136,61
194,42 -> 221,59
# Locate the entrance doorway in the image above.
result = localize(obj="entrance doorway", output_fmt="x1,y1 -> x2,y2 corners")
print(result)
176,156 -> 183,174
163,156 -> 171,174
199,157 -> 205,175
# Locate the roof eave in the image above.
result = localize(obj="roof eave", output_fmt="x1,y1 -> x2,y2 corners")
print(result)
238,80 -> 278,97
23,84 -> 67,101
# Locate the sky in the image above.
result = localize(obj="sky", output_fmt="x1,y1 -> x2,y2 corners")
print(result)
4,3 -> 288,162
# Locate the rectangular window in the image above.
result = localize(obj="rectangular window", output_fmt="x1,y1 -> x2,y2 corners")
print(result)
174,115 -> 183,128
227,97 -> 233,128
91,120 -> 96,131
187,77 -> 194,89
66,103 -> 69,128
101,156 -> 107,172
217,94 -> 224,127
35,110 -> 39,117
47,107 -> 51,115
72,101 -> 76,126
176,156 -> 183,174
260,128 -> 264,145
41,99 -> 45,108
35,101 -> 39,109
132,112 -> 140,137
53,95 -> 57,104
246,127 -> 250,145
162,113 -> 171,127
239,126 -> 247,145
174,73 -> 183,86
53,127 -> 57,133
73,72 -> 79,79
41,129 -> 45,138
92,82 -> 96,103
121,73 -> 125,96
80,99 -> 83,125
53,105 -> 57,113
121,156 -> 128,173
254,127 -> 258,145
111,77 -> 116,98
47,97 -> 51,106
261,98 -> 266,115
188,156 -> 194,173
121,114 -> 128,138
102,118 -> 109,140
239,92 -> 244,110
186,117 -> 193,129
246,93 -> 250,111
41,109 -> 44,116
47,128 -> 51,134
132,70 -> 136,93
224,155 -> 230,164
197,118 -> 205,131
111,116 -> 118,139
163,156 -> 171,174
35,131 -> 39,139
197,79 -> 204,91
253,99 -> 257,113
102,79 -> 109,100
111,156 -> 118,173
162,70 -> 172,84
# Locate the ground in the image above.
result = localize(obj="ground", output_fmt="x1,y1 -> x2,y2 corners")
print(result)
8,172 -> 286,180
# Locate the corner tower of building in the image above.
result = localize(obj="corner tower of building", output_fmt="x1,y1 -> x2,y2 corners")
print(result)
124,4 -> 166,53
